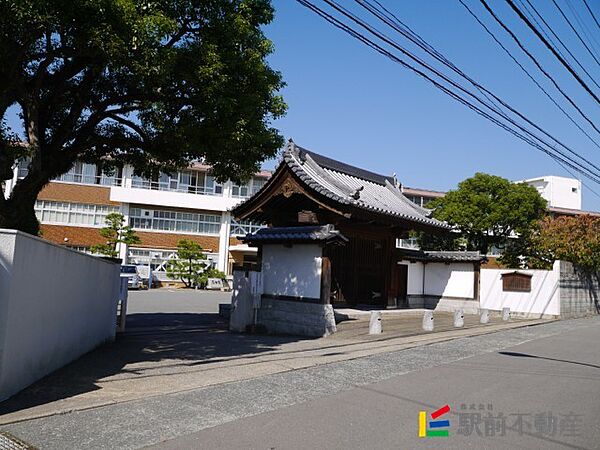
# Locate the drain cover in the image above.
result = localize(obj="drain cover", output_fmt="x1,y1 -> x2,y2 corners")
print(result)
0,432 -> 36,450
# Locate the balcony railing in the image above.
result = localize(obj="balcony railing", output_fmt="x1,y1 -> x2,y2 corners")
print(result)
130,179 -> 222,196
54,173 -> 123,186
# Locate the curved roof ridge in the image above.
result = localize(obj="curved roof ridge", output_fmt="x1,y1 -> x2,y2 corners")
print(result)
293,143 -> 394,186
383,179 -> 434,217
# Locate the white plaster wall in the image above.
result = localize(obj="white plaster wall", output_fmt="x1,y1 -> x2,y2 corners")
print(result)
398,261 -> 424,295
424,263 -> 474,298
0,230 -> 120,401
480,262 -> 560,316
261,244 -> 322,300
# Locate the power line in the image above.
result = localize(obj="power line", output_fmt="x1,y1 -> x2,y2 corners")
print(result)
552,0 -> 600,63
520,0 -> 600,92
295,0 -> 600,184
564,0 -> 600,55
503,0 -> 600,105
458,0 -> 600,152
582,0 -> 600,31
356,0 -> 600,172
478,0 -> 600,137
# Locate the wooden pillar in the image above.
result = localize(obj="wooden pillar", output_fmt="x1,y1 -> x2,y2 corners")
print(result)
320,256 -> 332,304
384,235 -> 395,308
473,262 -> 481,300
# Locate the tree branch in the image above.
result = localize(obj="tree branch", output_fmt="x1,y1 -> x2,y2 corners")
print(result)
106,114 -> 149,142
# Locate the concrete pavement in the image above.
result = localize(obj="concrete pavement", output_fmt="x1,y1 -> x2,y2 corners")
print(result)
0,297 -> 543,425
1,317 -> 597,449
150,317 -> 600,450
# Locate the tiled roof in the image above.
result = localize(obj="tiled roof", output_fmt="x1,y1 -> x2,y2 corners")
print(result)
242,224 -> 348,245
284,141 -> 449,229
548,206 -> 600,217
399,248 -> 484,262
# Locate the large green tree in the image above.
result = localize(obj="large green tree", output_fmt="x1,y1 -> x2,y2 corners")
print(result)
0,0 -> 286,235
419,173 -> 547,255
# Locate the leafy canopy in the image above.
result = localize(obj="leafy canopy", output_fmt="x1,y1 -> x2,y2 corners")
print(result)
419,173 -> 547,254
529,215 -> 600,273
0,0 -> 286,234
90,212 -> 140,258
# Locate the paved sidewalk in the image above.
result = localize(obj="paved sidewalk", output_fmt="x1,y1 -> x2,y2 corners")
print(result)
0,311 -> 544,425
1,318 -> 595,450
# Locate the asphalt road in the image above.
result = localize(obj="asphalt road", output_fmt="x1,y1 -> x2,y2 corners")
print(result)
127,288 -> 231,315
151,319 -> 600,450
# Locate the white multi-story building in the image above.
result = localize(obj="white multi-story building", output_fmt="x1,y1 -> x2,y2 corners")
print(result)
520,175 -> 582,210
4,159 -> 269,280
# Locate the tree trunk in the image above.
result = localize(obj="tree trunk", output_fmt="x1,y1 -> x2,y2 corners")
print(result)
0,162 -> 54,236
0,188 -> 40,235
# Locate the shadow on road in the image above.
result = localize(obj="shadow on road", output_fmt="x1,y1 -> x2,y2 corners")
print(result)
499,351 -> 600,369
0,312 -> 305,417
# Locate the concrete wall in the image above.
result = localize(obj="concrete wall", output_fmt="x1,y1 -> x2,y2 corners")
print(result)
0,230 -> 120,401
559,261 -> 600,318
229,269 -> 261,332
109,185 -> 242,212
262,244 -> 322,300
480,262 -> 561,318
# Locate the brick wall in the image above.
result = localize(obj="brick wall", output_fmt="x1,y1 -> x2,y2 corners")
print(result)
134,231 -> 219,252
40,225 -> 108,247
38,182 -> 117,205
40,224 -> 220,252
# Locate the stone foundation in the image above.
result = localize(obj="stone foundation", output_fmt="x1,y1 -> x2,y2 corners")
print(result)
257,297 -> 337,337
407,295 -> 479,314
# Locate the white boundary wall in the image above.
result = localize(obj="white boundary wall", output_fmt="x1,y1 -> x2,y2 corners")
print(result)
0,230 -> 120,401
399,261 -> 475,299
480,261 -> 561,318
262,244 -> 322,300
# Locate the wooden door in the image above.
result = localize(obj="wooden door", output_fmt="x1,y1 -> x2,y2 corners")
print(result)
390,264 -> 408,308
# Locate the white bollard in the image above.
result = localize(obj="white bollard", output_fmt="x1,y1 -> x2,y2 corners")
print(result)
369,311 -> 382,334
453,309 -> 464,328
502,307 -> 511,321
480,309 -> 489,324
422,311 -> 434,331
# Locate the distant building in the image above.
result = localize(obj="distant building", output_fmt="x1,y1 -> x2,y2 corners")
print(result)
520,175 -> 582,210
3,160 -> 270,280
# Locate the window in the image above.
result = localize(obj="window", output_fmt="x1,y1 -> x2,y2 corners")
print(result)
231,183 -> 250,198
501,272 -> 532,292
572,187 -> 578,193
230,218 -> 266,236
396,237 -> 420,250
35,201 -> 120,226
55,162 -> 122,186
129,207 -> 221,234
17,158 -> 30,178
251,177 -> 267,194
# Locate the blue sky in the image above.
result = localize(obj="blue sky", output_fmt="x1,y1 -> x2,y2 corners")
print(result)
264,0 -> 600,210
